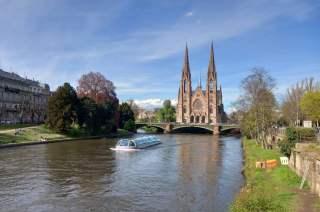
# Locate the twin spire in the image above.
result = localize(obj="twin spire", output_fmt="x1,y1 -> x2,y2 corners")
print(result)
182,42 -> 217,84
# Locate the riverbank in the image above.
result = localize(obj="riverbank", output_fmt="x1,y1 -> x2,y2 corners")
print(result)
0,125 -> 133,148
231,138 -> 319,212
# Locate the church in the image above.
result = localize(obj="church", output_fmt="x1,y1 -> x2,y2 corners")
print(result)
176,44 -> 227,124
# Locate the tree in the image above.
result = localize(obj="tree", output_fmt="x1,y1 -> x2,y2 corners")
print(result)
301,91 -> 320,127
47,83 -> 79,132
101,100 -> 119,133
234,68 -> 277,147
123,119 -> 136,132
155,100 -> 176,122
281,77 -> 320,126
126,99 -> 140,120
77,71 -> 120,130
77,97 -> 101,135
119,102 -> 135,129
77,72 -> 117,104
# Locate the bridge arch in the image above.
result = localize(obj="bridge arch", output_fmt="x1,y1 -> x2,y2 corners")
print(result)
171,125 -> 213,134
220,127 -> 241,135
135,123 -> 165,133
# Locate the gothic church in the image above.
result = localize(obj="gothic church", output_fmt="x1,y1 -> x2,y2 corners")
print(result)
176,44 -> 227,124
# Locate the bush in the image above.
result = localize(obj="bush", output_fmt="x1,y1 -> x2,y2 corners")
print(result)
123,119 -> 136,132
278,139 -> 294,157
278,127 -> 317,157
295,127 -> 316,141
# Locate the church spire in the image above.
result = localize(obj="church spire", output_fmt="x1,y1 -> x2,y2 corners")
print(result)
198,71 -> 202,88
208,42 -> 216,78
182,43 -> 191,79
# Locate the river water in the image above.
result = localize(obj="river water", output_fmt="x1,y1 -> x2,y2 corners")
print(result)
0,134 -> 243,212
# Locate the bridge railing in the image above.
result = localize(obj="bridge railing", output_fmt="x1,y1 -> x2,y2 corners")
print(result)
135,122 -> 239,127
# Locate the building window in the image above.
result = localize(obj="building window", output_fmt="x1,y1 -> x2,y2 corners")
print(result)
193,99 -> 203,111
195,116 -> 200,123
209,80 -> 214,93
201,116 -> 205,123
190,116 -> 194,123
183,107 -> 186,113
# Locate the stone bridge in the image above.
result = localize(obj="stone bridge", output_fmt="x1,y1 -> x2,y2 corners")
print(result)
135,122 -> 240,135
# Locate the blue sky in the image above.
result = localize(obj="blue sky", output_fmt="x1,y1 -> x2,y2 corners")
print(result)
0,0 -> 319,112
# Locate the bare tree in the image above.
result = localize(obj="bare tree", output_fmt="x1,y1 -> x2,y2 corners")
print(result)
281,77 -> 320,125
235,68 -> 277,148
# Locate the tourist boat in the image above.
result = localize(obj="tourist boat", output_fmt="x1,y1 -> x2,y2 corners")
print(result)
111,136 -> 161,151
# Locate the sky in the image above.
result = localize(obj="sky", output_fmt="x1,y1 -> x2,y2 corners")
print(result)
0,0 -> 319,112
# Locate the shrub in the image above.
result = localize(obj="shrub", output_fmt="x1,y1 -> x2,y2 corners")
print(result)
278,127 -> 316,157
123,119 -> 136,132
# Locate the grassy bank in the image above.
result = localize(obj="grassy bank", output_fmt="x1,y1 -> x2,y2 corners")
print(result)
231,138 -> 307,212
0,125 -> 132,145
0,124 -> 37,131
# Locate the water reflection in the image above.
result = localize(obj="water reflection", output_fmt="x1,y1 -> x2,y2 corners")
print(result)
0,134 -> 243,212
45,139 -> 117,198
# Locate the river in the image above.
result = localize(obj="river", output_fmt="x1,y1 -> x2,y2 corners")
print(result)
0,134 -> 243,212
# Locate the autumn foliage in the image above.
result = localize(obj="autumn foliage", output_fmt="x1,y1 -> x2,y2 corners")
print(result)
77,72 -> 117,104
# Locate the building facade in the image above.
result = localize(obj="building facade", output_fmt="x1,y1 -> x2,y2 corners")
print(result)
0,69 -> 50,124
176,44 -> 227,124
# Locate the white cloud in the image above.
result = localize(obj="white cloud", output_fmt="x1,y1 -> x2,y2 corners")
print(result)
134,99 -> 177,109
185,11 -> 194,17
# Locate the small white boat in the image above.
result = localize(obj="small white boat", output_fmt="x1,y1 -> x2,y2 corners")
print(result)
111,136 -> 161,151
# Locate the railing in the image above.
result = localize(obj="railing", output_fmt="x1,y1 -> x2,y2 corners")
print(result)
135,122 -> 239,128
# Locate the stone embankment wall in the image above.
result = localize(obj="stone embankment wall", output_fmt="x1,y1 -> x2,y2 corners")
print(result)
289,143 -> 320,196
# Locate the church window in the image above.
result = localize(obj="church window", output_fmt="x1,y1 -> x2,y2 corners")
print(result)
209,80 -> 214,93
183,106 -> 186,113
184,80 -> 187,93
193,99 -> 203,111
201,116 -> 205,123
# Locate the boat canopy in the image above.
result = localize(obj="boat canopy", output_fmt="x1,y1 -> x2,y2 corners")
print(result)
133,136 -> 158,146
118,139 -> 135,147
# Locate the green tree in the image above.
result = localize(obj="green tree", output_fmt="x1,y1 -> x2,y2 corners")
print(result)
278,127 -> 299,157
301,91 -> 320,127
77,97 -> 101,135
101,100 -> 118,133
123,119 -> 136,132
119,102 -> 135,128
47,83 -> 79,133
155,100 -> 176,122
